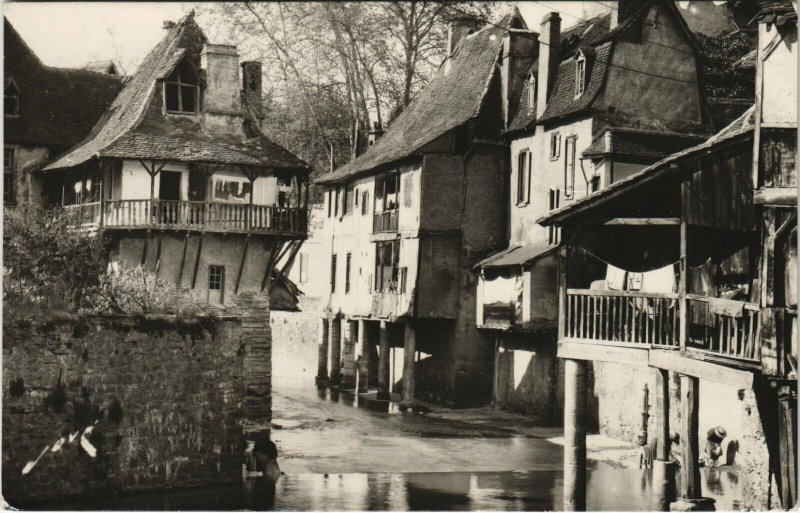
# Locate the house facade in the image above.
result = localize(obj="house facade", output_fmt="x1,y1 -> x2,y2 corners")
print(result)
477,1 -> 714,423
538,2 -> 796,509
9,13 -> 311,308
314,10 -> 537,408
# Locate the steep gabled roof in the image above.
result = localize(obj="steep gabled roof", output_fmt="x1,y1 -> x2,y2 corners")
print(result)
4,18 -> 125,149
45,12 -> 309,173
317,10 -> 526,185
581,127 -> 707,160
539,105 -> 755,226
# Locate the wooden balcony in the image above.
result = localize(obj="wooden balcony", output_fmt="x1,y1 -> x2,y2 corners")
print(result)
564,288 -> 761,367
63,199 -> 307,238
373,210 -> 398,233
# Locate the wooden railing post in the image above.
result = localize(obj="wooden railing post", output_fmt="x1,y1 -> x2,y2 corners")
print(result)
679,217 -> 688,352
558,245 -> 569,342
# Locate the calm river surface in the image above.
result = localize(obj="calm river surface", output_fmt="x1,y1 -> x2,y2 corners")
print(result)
31,379 -> 743,511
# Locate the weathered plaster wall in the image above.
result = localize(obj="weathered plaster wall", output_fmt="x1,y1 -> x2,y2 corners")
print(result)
2,312 -> 246,505
113,232 -> 273,306
591,361 -> 771,510
761,23 -> 797,127
271,296 -> 323,380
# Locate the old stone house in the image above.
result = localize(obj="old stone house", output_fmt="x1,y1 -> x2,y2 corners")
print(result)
3,18 -> 124,214
314,9 -> 541,408
538,1 -> 796,509
476,1 -> 716,423
15,12 -> 312,308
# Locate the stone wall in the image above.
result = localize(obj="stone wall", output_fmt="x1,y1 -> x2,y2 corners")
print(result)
2,293 -> 272,506
271,296 -> 322,380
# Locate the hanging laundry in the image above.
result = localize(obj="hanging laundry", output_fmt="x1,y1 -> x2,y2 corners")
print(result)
605,264 -> 626,291
708,297 -> 745,318
640,264 -> 677,294
80,432 -> 98,458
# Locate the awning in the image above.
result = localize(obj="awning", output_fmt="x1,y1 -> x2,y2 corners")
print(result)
475,244 -> 556,270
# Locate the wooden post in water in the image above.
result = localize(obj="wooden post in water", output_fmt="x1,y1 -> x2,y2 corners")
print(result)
564,358 -> 587,512
328,317 -> 342,386
340,319 -> 358,392
316,319 -> 330,386
679,374 -> 701,500
377,321 -> 391,400
652,368 -> 675,511
400,321 -> 416,410
358,319 -> 370,393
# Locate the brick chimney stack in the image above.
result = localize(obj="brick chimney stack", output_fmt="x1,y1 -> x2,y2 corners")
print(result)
368,121 -> 383,147
241,61 -> 263,119
201,44 -> 241,115
536,12 -> 561,119
611,0 -> 640,29
501,29 -> 538,128
446,17 -> 481,57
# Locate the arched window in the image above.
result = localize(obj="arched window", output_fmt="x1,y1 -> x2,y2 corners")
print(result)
527,72 -> 536,114
163,60 -> 199,114
5,79 -> 19,116
575,52 -> 586,97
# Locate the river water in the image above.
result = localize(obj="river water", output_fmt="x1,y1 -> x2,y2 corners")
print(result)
35,379 -> 743,511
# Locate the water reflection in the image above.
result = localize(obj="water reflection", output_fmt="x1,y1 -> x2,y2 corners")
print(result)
23,463 -> 742,511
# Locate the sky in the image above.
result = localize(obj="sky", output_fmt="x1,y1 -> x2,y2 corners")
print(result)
3,1 -> 592,75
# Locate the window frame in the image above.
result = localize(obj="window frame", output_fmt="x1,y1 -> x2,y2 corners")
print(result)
548,188 -> 561,246
564,135 -> 577,199
4,79 -> 19,117
208,265 -> 225,303
575,53 -> 587,98
345,253 -> 352,294
550,132 -> 561,161
4,146 -> 15,205
361,190 -> 369,215
374,240 -> 399,293
163,63 -> 200,115
516,150 -> 531,207
330,254 -> 338,293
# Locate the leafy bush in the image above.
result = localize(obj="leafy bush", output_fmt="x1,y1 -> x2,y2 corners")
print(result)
83,265 -> 180,314
4,207 -> 109,310
696,31 -> 756,99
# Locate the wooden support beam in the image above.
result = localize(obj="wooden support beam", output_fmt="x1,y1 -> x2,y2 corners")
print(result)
679,216 -> 688,352
154,232 -> 163,275
377,320 -> 391,400
655,368 -> 670,461
564,358 -> 587,512
400,321 -> 416,409
191,234 -> 203,289
754,188 -> 797,206
316,319 -> 330,385
260,240 -> 280,292
141,232 -> 150,266
649,349 -> 754,388
581,217 -> 680,226
679,374 -> 701,500
234,235 -> 250,294
558,245 -> 568,342
177,232 -> 189,286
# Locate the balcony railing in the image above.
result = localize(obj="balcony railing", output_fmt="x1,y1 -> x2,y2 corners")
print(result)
566,289 -> 680,348
64,199 -> 307,236
483,301 -> 517,327
373,210 -> 398,233
565,289 -> 762,364
686,294 -> 761,362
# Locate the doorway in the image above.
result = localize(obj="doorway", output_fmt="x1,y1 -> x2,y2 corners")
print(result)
159,171 -> 181,223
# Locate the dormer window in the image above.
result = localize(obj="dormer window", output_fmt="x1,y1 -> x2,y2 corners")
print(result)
5,79 -> 19,116
575,53 -> 586,97
527,72 -> 536,114
164,60 -> 199,114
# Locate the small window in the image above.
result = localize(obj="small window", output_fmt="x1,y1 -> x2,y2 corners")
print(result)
575,54 -> 586,97
164,61 -> 199,114
208,266 -> 225,304
4,80 -> 19,116
399,267 -> 408,293
4,147 -> 14,205
374,240 -> 399,293
564,136 -> 577,198
345,253 -> 352,293
334,187 -> 341,217
550,132 -> 561,160
361,190 -> 369,215
527,73 -> 536,114
548,188 -> 561,245
299,253 -> 308,284
590,175 -> 601,193
331,254 -> 337,293
516,150 -> 531,206
343,184 -> 354,215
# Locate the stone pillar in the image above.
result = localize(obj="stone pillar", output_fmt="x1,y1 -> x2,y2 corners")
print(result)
679,375 -> 701,500
358,320 -> 369,393
652,368 -> 674,511
341,319 -> 358,391
400,321 -> 416,410
377,321 -> 391,400
329,317 -> 342,386
316,319 -> 329,386
564,358 -> 587,512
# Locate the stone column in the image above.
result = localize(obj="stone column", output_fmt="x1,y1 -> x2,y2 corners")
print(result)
316,319 -> 329,386
400,321 -> 416,410
652,368 -> 674,511
341,319 -> 358,391
328,317 -> 342,386
358,320 -> 370,393
377,321 -> 391,400
564,358 -> 587,512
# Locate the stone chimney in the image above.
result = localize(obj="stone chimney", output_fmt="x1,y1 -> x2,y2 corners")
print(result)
447,17 -> 481,57
368,121 -> 383,147
611,0 -> 641,29
501,30 -> 538,128
201,44 -> 241,115
241,61 -> 263,119
536,12 -> 561,119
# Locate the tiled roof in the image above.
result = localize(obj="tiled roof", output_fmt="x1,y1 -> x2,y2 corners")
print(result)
45,12 -> 309,172
505,62 -> 538,133
4,18 -> 125,150
84,60 -> 118,74
708,98 -> 754,130
581,128 -> 707,160
538,105 -> 755,226
316,9 -> 526,185
474,243 -> 555,269
750,0 -> 797,23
